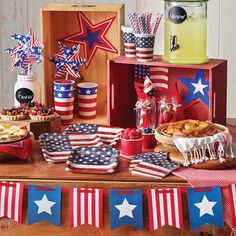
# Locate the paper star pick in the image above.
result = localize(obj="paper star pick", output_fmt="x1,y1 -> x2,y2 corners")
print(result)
61,12 -> 118,68
179,69 -> 209,107
115,198 -> 137,219
34,194 -> 56,215
49,42 -> 87,79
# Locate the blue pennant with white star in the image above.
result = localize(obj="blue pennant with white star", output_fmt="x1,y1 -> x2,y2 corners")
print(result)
28,185 -> 61,226
109,189 -> 143,230
179,69 -> 209,107
188,186 -> 224,231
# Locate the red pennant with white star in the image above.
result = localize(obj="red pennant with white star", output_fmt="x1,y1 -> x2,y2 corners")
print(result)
60,12 -> 118,68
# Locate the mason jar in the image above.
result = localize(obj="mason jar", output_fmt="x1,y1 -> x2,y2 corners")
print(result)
163,0 -> 208,64
14,73 -> 40,106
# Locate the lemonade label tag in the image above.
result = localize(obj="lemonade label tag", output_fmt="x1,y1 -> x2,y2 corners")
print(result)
168,6 -> 187,24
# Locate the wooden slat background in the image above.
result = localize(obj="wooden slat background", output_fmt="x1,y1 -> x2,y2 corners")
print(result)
0,0 -> 235,117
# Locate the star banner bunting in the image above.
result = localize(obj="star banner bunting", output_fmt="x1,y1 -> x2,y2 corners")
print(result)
28,185 -> 61,226
179,69 -> 209,107
69,188 -> 103,228
61,12 -> 118,68
109,189 -> 143,230
147,188 -> 184,230
188,186 -> 224,231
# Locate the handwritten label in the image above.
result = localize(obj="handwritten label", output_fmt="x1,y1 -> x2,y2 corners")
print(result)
168,6 -> 187,24
15,88 -> 34,103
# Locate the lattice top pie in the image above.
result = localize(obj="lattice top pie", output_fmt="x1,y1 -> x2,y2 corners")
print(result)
0,123 -> 28,143
160,119 -> 218,138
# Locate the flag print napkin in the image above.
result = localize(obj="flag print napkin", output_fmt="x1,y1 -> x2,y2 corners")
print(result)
130,151 -> 179,179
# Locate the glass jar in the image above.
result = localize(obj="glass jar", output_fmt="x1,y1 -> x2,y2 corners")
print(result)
14,73 -> 41,106
163,0 -> 208,64
158,95 -> 178,125
135,97 -> 157,133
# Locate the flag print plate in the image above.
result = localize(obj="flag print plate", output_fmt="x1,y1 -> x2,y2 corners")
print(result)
39,133 -> 72,163
64,123 -> 123,147
39,132 -> 103,163
65,146 -> 119,174
63,123 -> 98,134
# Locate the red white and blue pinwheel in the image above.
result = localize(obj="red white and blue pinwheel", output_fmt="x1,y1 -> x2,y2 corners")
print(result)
49,42 -> 87,79
5,28 -> 43,74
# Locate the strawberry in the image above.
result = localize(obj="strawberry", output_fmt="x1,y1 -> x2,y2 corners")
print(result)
162,110 -> 174,123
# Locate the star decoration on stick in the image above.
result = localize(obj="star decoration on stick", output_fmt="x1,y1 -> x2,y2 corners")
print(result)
49,42 -> 87,79
6,28 -> 43,73
61,12 -> 118,68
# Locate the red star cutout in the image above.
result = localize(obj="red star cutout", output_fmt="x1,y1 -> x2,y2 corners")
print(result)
60,12 -> 118,68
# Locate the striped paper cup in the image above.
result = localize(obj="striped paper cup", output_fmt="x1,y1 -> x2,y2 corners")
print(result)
121,25 -> 136,57
54,80 -> 75,123
134,33 -> 155,62
54,79 -> 75,91
77,82 -> 97,119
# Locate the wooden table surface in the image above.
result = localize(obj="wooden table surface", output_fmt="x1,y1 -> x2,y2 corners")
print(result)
0,141 -> 188,188
0,142 -> 231,236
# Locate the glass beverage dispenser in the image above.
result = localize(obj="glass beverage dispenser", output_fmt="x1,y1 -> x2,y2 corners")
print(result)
163,0 -> 208,64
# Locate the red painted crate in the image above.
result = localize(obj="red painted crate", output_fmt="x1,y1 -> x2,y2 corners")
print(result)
107,56 -> 227,127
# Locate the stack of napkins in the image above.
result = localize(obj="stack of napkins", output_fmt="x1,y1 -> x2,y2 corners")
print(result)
65,146 -> 120,174
129,151 -> 179,179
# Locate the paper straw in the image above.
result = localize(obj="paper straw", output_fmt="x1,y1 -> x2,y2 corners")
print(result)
152,14 -> 163,34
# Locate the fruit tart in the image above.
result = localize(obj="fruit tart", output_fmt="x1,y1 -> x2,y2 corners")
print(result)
0,106 -> 29,121
29,106 -> 55,121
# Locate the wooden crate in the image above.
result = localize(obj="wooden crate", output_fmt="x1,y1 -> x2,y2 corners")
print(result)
108,56 -> 227,127
41,3 -> 124,126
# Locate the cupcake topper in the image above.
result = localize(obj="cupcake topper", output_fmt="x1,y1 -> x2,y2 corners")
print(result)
49,42 -> 87,80
5,28 -> 44,75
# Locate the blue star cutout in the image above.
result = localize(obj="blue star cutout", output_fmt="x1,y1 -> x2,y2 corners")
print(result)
80,27 -> 102,49
179,69 -> 209,107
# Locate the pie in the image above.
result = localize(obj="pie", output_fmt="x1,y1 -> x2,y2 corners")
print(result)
160,119 -> 218,138
29,106 -> 55,121
0,123 -> 28,143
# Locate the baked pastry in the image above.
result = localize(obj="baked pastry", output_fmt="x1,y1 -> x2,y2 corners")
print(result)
29,107 -> 55,121
160,119 -> 218,138
0,123 -> 28,143
0,106 -> 29,120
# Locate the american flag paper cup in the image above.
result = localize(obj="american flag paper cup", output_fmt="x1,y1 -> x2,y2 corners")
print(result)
77,82 -> 98,119
121,25 -> 136,57
54,80 -> 75,123
54,79 -> 75,91
134,33 -> 155,62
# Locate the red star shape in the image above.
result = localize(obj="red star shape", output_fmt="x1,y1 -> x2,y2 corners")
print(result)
60,12 -> 118,68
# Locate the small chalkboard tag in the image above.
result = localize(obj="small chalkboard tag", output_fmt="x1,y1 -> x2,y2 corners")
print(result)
15,88 -> 34,103
168,6 -> 187,24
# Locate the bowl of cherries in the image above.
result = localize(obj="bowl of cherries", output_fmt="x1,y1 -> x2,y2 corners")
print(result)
120,128 -> 143,159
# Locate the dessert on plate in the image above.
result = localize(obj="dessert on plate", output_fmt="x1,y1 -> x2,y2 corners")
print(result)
0,123 -> 28,143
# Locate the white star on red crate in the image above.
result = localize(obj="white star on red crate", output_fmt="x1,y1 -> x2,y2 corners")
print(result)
61,12 -> 118,68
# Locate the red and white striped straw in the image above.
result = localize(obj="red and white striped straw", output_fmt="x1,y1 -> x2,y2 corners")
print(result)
152,14 -> 163,34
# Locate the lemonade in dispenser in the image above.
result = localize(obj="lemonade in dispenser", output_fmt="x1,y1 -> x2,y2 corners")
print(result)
163,0 -> 208,64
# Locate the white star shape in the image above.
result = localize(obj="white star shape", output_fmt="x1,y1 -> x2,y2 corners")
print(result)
191,78 -> 208,95
67,92 -> 72,97
34,194 -> 56,215
60,86 -> 65,91
70,86 -> 74,90
54,85 -> 57,90
115,198 -> 137,219
57,92 -> 63,98
95,88 -> 97,94
78,89 -> 82,94
86,89 -> 91,95
194,195 -> 217,217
